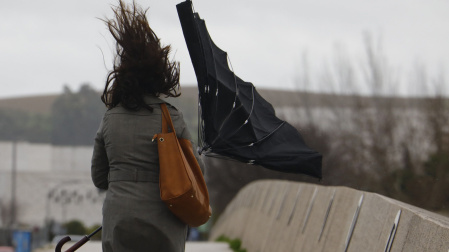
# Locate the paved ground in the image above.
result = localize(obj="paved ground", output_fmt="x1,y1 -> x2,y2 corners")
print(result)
35,241 -> 232,252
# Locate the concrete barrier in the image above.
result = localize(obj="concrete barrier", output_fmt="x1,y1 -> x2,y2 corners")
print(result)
210,180 -> 449,252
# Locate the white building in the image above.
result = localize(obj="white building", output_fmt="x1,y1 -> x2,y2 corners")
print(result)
0,141 -> 104,228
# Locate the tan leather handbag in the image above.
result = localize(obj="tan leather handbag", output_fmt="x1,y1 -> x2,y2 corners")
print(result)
153,103 -> 212,227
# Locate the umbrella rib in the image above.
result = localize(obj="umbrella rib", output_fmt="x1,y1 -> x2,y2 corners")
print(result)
208,48 -> 245,147
197,93 -> 205,151
205,121 -> 286,153
207,81 -> 286,153
213,84 -> 255,145
215,54 -> 242,134
195,18 -> 221,133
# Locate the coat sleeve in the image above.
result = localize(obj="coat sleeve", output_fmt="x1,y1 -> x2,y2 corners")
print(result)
91,115 -> 109,190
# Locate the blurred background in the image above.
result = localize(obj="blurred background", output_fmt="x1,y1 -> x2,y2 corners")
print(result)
0,0 -> 448,251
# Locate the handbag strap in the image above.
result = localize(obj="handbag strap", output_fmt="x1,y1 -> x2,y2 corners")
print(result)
160,103 -> 176,134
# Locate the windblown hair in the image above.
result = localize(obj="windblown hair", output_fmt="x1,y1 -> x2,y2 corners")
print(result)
101,0 -> 180,111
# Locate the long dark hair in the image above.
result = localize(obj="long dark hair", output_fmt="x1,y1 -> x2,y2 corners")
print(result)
101,0 -> 180,111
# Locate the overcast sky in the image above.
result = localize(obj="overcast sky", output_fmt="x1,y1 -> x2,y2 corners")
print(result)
1,0 -> 448,98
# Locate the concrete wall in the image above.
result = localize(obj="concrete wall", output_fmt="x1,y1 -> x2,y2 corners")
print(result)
210,180 -> 449,252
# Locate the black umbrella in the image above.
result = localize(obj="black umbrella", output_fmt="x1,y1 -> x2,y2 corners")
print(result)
176,0 -> 322,178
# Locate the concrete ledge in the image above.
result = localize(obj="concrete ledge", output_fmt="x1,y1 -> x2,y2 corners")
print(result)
210,180 -> 449,252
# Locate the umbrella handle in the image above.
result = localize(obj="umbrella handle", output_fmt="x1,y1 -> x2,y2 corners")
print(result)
64,236 -> 90,252
55,236 -> 71,252
54,226 -> 102,252
54,236 -> 89,252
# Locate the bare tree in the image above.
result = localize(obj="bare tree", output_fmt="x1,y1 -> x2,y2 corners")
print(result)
293,34 -> 449,212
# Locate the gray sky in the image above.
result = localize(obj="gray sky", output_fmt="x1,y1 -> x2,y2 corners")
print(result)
1,0 -> 448,98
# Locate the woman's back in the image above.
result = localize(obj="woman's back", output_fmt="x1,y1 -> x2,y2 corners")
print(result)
101,96 -> 190,176
92,97 -> 191,252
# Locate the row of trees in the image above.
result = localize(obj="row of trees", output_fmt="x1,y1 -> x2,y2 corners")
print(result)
51,85 -> 106,145
0,108 -> 50,143
0,84 -> 199,146
298,37 -> 449,211
0,84 -> 105,146
61,220 -> 102,240
293,37 -> 448,212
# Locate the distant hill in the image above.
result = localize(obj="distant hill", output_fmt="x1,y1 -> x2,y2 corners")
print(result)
0,86 -> 433,116
0,94 -> 59,115
0,86 -> 310,115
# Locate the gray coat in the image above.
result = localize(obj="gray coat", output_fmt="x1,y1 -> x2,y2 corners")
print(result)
91,95 -> 202,252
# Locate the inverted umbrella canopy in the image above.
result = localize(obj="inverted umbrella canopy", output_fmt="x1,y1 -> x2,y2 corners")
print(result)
176,0 -> 322,178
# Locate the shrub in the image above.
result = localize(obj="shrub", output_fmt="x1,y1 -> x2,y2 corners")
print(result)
216,235 -> 246,252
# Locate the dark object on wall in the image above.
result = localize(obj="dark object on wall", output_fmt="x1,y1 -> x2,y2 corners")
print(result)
176,0 -> 322,178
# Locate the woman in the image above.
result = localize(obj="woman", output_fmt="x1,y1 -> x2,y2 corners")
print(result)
91,1 -> 202,251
